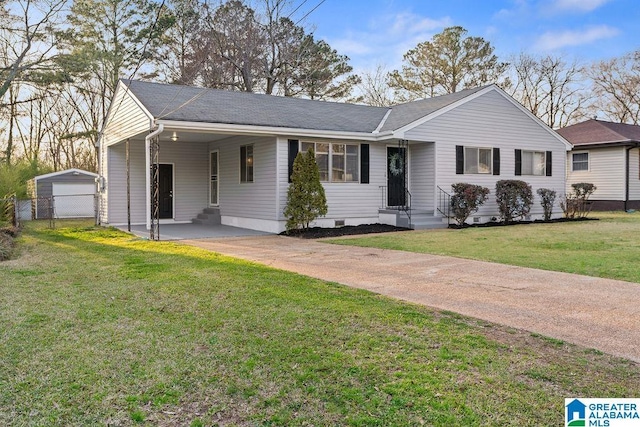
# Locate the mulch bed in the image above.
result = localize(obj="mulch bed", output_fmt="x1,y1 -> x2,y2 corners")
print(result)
280,224 -> 410,239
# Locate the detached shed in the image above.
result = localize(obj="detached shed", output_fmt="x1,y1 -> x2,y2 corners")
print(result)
28,169 -> 98,219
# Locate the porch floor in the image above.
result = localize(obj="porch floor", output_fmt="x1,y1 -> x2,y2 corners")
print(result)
123,223 -> 270,241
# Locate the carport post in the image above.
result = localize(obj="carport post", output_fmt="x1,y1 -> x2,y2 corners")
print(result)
145,124 -> 163,231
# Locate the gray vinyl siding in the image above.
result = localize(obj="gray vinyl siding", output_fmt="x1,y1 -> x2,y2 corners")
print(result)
160,141 -> 209,221
277,138 -> 385,221
409,143 -> 435,211
102,86 -> 151,146
629,148 -> 640,200
106,142 -> 145,224
405,89 -> 568,218
106,140 -> 209,224
210,135 -> 277,220
567,147 -> 625,201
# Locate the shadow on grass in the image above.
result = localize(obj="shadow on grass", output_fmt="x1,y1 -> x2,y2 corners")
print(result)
2,223 -> 639,426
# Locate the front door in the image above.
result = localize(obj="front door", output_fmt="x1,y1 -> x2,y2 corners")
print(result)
159,163 -> 173,219
387,146 -> 407,207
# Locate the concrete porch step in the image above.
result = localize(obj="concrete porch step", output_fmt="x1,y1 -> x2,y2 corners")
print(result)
192,208 -> 221,225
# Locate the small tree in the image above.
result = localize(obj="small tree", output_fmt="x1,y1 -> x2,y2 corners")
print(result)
450,183 -> 490,226
495,180 -> 533,222
537,188 -> 557,221
561,183 -> 596,218
284,148 -> 328,231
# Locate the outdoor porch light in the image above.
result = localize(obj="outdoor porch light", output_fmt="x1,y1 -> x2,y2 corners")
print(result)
170,132 -> 179,142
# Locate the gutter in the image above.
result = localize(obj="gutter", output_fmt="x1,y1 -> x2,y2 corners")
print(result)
145,123 -> 164,230
157,119 -> 396,141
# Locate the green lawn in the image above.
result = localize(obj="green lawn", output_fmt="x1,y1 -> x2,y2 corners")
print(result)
1,221 -> 638,426
329,212 -> 640,283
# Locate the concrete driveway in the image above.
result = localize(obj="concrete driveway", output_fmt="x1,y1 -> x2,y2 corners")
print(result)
183,235 -> 640,362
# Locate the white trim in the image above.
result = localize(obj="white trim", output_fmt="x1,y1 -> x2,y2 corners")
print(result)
100,81 -> 155,147
34,168 -> 98,183
221,216 -> 284,233
373,109 -> 392,134
158,119 -> 382,141
571,150 -> 590,172
463,146 -> 493,175
209,150 -> 220,206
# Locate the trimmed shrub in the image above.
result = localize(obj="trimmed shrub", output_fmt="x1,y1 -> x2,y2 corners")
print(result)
495,180 -> 533,222
561,183 -> 596,218
536,188 -> 557,221
450,183 -> 490,226
284,148 -> 328,231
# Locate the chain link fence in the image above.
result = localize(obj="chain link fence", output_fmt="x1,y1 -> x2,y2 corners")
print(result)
0,194 -> 99,228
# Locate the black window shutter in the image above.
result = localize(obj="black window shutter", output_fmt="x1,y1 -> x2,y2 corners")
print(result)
360,144 -> 370,184
515,149 -> 522,176
545,151 -> 552,176
455,145 -> 464,174
288,139 -> 299,183
493,148 -> 500,175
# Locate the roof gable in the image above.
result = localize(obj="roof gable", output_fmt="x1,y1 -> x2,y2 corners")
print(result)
379,86 -> 488,133
557,119 -> 640,145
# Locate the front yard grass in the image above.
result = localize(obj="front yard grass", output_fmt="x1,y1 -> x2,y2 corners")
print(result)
1,221 -> 639,425
329,212 -> 640,283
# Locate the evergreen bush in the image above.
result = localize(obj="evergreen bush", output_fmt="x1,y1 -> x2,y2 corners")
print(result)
284,148 -> 328,231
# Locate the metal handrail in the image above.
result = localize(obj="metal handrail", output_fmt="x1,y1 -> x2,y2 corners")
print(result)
437,186 -> 451,226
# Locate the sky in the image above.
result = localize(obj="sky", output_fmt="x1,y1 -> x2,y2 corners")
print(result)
290,0 -> 640,72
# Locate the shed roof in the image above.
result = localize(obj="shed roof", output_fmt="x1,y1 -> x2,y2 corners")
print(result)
34,168 -> 98,182
121,79 -> 490,134
557,119 -> 640,146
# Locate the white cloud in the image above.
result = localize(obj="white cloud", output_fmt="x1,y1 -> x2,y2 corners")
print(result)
534,25 -> 619,50
326,12 -> 452,71
389,13 -> 451,36
550,0 -> 611,12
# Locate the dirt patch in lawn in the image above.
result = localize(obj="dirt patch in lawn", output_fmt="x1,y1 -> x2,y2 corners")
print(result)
280,223 -> 410,239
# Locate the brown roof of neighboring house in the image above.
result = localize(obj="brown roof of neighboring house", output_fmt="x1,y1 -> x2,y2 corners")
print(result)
557,119 -> 640,146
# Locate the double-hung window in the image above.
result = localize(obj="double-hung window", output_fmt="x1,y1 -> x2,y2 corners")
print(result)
464,147 -> 492,174
521,151 -> 546,175
240,145 -> 254,183
301,142 -> 359,182
572,152 -> 589,171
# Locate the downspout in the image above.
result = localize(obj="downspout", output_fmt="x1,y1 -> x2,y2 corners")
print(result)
625,143 -> 640,211
145,123 -> 164,230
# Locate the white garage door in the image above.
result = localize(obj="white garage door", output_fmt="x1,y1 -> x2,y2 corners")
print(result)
52,183 -> 96,218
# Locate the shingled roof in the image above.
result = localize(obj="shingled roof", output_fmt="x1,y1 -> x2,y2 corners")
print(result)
557,119 -> 640,146
121,79 -> 488,134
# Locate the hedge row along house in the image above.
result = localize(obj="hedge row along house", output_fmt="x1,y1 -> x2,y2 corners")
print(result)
97,80 -> 571,233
